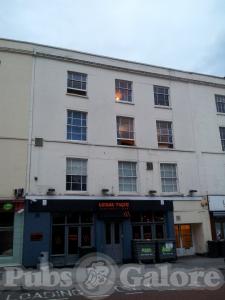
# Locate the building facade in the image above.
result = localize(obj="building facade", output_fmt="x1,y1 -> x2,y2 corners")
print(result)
1,39 -> 225,266
0,41 -> 32,265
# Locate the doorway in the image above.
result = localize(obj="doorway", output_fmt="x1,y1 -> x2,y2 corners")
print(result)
175,224 -> 195,256
104,222 -> 122,263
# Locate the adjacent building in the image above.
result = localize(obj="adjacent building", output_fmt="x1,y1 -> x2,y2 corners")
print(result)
1,39 -> 225,266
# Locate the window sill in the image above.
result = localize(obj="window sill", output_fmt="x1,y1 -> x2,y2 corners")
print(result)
154,105 -> 172,110
115,100 -> 135,105
66,139 -> 88,144
66,93 -> 89,99
65,191 -> 89,195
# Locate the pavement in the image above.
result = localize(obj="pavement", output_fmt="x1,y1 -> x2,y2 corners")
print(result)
0,256 -> 225,300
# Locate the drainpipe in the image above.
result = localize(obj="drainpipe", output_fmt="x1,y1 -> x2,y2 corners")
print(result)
25,50 -> 36,195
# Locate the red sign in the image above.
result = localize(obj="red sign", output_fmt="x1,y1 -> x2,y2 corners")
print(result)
98,201 -> 129,209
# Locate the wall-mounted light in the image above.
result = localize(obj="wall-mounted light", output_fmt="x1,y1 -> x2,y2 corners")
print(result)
102,188 -> 110,195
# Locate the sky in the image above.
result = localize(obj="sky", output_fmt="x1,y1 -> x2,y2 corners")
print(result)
0,0 -> 225,76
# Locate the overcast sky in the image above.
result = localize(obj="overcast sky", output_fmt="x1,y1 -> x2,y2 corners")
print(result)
0,0 -> 225,76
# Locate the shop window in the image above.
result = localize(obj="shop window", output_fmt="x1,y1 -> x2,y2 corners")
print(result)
105,223 -> 111,244
51,213 -> 93,257
67,213 -> 79,224
52,226 -> 65,255
132,225 -> 141,239
143,212 -> 153,223
68,227 -> 78,255
0,213 -> 14,256
143,225 -> 152,240
155,224 -> 165,239
81,227 -> 91,247
131,212 -> 165,240
81,212 -> 93,223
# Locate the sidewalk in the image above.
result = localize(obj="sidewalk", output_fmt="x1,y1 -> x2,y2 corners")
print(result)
169,256 -> 225,270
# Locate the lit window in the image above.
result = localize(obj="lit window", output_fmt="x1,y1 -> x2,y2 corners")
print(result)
66,158 -> 87,191
219,127 -> 225,151
67,110 -> 87,141
117,116 -> 135,145
67,71 -> 87,96
215,95 -> 225,113
118,161 -> 137,192
115,79 -> 132,102
160,163 -> 178,192
156,121 -> 173,148
154,86 -> 170,106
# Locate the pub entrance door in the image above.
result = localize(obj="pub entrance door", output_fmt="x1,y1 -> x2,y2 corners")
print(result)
104,222 -> 123,263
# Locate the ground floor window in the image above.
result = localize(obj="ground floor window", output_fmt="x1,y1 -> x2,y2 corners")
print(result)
51,213 -> 93,255
0,213 -> 14,256
131,212 -> 166,240
175,224 -> 193,249
215,220 -> 225,240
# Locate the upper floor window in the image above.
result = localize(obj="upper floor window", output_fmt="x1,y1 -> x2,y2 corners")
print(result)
115,79 -> 132,103
215,95 -> 225,113
117,116 -> 135,146
219,127 -> 225,151
66,158 -> 87,191
118,161 -> 137,192
156,121 -> 173,148
67,71 -> 87,96
154,85 -> 169,106
160,163 -> 178,192
67,110 -> 87,141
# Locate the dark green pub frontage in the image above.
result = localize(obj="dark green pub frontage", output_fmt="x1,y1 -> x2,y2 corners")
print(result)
23,197 -> 175,266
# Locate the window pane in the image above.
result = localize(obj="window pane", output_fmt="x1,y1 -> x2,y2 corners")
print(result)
0,213 -> 14,226
66,159 -> 87,191
155,224 -> 165,239
131,212 -> 141,222
114,223 -> 120,244
216,95 -> 225,113
154,212 -> 165,222
154,86 -> 169,106
81,213 -> 93,223
68,227 -> 78,255
52,226 -> 65,255
143,225 -> 152,240
67,213 -> 79,224
143,212 -> 153,222
81,227 -> 91,247
67,110 -> 87,141
105,223 -> 111,244
115,79 -> 132,102
132,226 -> 141,239
160,163 -> 178,192
0,229 -> 13,256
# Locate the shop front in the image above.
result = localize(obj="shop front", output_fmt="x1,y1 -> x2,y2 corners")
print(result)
173,199 -> 212,256
208,196 -> 225,240
0,200 -> 24,266
23,197 -> 175,267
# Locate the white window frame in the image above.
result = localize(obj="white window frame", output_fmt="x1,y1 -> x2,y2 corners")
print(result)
215,94 -> 225,114
219,127 -> 225,151
117,116 -> 135,145
67,71 -> 87,96
154,85 -> 170,107
67,110 -> 87,141
156,120 -> 173,148
118,161 -> 137,193
115,79 -> 133,103
160,163 -> 178,193
66,158 -> 87,192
